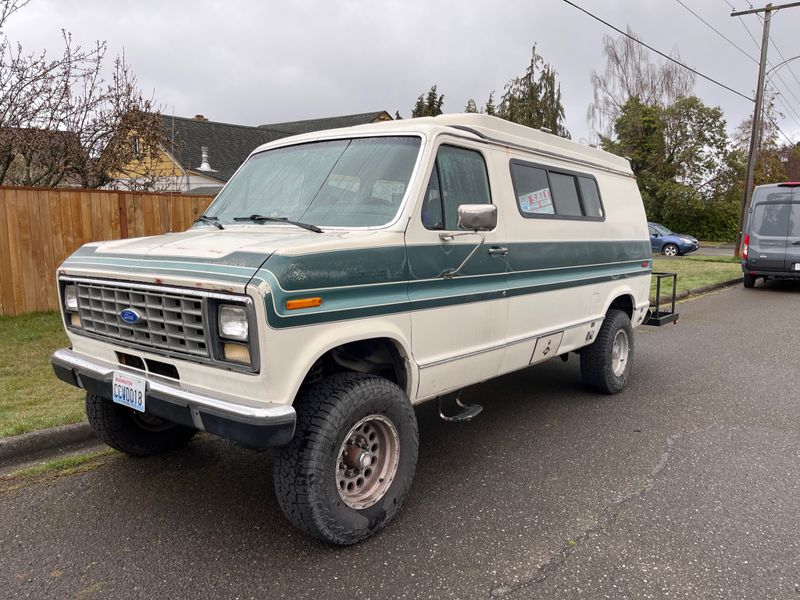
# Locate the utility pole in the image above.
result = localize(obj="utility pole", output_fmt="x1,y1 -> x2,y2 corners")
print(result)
731,1 -> 800,257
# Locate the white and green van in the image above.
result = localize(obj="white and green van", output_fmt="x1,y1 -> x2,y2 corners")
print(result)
53,114 -> 653,544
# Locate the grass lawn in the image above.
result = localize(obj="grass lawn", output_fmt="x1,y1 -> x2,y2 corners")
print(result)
0,312 -> 84,437
651,255 -> 742,302
0,256 -> 743,438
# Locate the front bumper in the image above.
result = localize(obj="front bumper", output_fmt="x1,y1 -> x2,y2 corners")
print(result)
52,349 -> 296,448
679,241 -> 699,254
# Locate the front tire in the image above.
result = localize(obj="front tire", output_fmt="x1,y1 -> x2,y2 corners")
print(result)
743,273 -> 756,288
85,393 -> 197,456
580,309 -> 634,394
662,243 -> 679,257
274,373 -> 418,545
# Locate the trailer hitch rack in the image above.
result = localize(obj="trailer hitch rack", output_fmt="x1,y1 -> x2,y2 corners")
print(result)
644,272 -> 679,326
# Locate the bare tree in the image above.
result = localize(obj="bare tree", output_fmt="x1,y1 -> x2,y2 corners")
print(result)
0,0 -> 168,189
587,27 -> 695,140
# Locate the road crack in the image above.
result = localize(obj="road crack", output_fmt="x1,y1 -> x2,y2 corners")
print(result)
489,425 -> 717,598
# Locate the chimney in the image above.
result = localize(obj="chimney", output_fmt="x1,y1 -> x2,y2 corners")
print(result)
197,146 -> 215,172
193,114 -> 208,121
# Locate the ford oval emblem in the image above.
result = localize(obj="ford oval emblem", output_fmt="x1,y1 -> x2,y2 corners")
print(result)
119,308 -> 143,324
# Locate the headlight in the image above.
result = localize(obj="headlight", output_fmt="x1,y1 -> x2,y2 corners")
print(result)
64,284 -> 78,312
218,305 -> 249,341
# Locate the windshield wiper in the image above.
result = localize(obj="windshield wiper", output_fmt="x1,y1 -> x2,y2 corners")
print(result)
194,215 -> 224,230
232,214 -> 323,233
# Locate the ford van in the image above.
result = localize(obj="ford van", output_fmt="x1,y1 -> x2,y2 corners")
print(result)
52,114 -> 654,544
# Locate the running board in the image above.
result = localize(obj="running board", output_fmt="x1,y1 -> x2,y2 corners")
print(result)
438,392 -> 483,422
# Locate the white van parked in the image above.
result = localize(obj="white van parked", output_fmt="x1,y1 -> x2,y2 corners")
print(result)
53,114 -> 654,544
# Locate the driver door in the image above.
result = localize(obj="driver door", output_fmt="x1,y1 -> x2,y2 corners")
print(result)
405,143 -> 509,400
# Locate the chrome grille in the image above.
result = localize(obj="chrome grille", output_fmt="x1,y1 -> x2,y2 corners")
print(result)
75,282 -> 209,358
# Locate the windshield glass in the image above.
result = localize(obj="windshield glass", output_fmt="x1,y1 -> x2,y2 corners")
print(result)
651,223 -> 672,235
204,136 -> 421,228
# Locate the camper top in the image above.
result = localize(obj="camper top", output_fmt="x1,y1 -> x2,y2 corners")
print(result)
250,113 -> 634,177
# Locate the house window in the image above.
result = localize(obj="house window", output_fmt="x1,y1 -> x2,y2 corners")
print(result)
130,136 -> 141,159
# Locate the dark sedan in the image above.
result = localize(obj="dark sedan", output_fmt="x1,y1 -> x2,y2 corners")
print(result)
649,222 -> 699,256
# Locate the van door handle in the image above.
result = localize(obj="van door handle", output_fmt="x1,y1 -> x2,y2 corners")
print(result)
488,246 -> 508,257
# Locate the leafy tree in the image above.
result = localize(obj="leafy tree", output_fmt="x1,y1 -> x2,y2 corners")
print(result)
732,93 -> 787,186
464,98 -> 478,113
411,85 -> 444,117
588,27 -> 695,139
0,0 -> 167,189
603,95 -> 742,240
497,46 -> 570,138
602,97 -> 671,219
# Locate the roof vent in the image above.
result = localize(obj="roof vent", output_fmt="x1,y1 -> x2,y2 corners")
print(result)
193,114 -> 208,121
197,146 -> 215,172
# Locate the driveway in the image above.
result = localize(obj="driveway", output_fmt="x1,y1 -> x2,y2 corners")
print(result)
2,281 -> 799,599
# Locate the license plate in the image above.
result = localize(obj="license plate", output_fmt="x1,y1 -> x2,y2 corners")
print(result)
112,372 -> 146,413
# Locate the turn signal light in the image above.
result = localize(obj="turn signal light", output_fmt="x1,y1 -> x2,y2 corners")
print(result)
286,297 -> 322,310
223,343 -> 250,364
70,314 -> 81,327
742,234 -> 749,260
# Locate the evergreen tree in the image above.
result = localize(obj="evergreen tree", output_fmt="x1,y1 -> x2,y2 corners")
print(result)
394,110 -> 402,120
484,91 -> 496,116
464,98 -> 479,113
411,85 -> 444,117
497,46 -> 570,138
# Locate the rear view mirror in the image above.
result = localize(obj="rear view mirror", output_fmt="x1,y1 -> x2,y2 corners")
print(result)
457,204 -> 497,231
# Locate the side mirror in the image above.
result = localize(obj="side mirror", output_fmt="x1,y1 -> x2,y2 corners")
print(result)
457,204 -> 497,231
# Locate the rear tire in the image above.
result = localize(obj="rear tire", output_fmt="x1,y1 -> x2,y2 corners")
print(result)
580,309 -> 634,394
743,273 -> 756,288
274,373 -> 418,545
85,393 -> 196,456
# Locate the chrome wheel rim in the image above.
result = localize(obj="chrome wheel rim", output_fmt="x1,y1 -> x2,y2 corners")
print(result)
611,329 -> 629,378
664,245 -> 677,256
336,415 -> 400,510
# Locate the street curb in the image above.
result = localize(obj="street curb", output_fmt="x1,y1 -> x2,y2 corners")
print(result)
677,277 -> 743,300
0,421 -> 93,467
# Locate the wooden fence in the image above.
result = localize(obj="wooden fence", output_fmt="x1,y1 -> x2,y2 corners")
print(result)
0,186 -> 213,317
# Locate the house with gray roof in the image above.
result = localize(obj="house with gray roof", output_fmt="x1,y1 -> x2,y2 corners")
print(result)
152,111 -> 391,194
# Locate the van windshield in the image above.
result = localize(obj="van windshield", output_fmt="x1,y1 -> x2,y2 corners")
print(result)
204,136 -> 421,229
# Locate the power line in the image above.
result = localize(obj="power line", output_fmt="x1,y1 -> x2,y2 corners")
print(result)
726,1 -> 800,106
562,0 -> 756,103
676,0 -> 800,128
674,0 -> 758,65
724,0 -> 800,131
745,3 -> 800,105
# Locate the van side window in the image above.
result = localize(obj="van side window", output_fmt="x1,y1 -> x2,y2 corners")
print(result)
511,164 -> 554,215
423,145 -> 491,230
549,172 -> 582,216
578,177 -> 604,217
791,205 -> 800,238
510,160 -> 604,220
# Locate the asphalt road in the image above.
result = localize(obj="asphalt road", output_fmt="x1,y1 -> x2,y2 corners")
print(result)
2,280 -> 800,599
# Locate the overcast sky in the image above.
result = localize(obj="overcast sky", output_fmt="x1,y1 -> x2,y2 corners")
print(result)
5,0 -> 800,144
